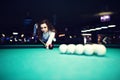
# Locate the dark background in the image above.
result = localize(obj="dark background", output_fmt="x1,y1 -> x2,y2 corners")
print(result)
0,0 -> 120,34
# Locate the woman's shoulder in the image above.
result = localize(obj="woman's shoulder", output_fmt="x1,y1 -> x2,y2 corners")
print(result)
48,31 -> 56,35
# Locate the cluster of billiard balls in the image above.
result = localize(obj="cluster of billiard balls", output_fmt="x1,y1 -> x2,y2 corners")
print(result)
59,44 -> 107,56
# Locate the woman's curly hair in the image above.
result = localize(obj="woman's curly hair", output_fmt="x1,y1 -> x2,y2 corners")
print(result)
37,19 -> 56,39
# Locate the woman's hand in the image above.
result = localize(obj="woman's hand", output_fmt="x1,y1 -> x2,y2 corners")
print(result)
45,43 -> 50,49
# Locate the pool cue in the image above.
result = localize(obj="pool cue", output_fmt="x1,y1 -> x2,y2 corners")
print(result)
39,39 -> 47,47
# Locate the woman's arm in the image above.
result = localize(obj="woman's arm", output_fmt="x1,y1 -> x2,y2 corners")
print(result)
46,32 -> 55,47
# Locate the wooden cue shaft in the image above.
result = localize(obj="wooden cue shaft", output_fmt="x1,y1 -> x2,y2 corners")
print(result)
39,39 -> 46,47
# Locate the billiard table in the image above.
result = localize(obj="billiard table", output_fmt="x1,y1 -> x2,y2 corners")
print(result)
0,44 -> 120,80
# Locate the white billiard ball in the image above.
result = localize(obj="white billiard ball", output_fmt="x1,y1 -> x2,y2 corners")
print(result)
95,44 -> 106,56
84,44 -> 94,55
59,44 -> 68,53
67,44 -> 76,54
75,44 -> 84,54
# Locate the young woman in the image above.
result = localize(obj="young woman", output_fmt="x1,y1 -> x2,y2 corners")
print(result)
34,19 -> 56,49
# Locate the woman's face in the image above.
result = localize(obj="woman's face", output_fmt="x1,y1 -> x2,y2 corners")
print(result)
40,23 -> 48,33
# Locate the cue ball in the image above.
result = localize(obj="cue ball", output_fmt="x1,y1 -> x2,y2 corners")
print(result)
59,44 -> 68,53
75,44 -> 84,54
84,44 -> 94,55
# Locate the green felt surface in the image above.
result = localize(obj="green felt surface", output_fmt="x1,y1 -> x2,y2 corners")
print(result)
0,47 -> 120,80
